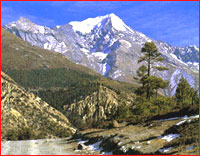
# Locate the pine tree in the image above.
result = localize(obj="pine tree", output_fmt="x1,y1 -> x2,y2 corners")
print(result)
134,65 -> 147,96
148,76 -> 169,97
137,42 -> 168,99
189,87 -> 199,106
175,76 -> 192,104
134,65 -> 148,87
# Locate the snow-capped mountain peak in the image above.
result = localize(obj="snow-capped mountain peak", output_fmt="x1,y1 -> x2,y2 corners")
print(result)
7,17 -> 31,28
108,13 -> 133,32
9,17 -> 36,28
7,17 -> 48,34
69,13 -> 132,34
17,16 -> 32,23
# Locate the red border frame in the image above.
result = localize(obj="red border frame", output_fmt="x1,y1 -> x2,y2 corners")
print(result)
0,0 -> 1,155
0,0 -> 199,156
1,0 -> 199,1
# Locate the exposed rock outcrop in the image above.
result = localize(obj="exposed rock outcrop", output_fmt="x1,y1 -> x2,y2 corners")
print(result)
64,86 -> 133,129
1,72 -> 76,140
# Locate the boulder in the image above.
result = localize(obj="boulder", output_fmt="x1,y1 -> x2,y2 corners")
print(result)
77,143 -> 87,150
112,120 -> 120,128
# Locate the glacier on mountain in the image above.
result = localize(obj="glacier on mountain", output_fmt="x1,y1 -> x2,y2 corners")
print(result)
92,52 -> 108,61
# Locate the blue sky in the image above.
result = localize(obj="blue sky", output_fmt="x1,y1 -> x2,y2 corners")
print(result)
1,1 -> 199,47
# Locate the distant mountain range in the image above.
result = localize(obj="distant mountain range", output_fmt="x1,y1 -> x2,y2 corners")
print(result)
4,13 -> 199,96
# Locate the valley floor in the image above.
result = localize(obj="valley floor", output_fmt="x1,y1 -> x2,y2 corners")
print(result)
77,114 -> 199,155
1,138 -> 101,155
1,115 -> 199,155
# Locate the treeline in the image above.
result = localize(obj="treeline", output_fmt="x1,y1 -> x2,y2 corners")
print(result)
5,65 -> 138,114
6,68 -> 99,89
6,68 -> 101,111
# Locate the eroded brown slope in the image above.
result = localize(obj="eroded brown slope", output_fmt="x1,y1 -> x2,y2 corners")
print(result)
1,72 -> 76,140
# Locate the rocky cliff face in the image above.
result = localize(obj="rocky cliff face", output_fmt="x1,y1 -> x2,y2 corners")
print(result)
1,72 -> 76,140
4,14 -> 199,96
64,86 -> 134,129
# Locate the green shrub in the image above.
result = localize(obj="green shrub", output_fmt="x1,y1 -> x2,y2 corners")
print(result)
117,105 -> 133,118
18,127 -> 36,140
4,128 -> 37,140
4,129 -> 19,141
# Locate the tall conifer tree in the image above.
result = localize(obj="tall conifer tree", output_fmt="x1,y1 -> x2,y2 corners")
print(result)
137,42 -> 168,99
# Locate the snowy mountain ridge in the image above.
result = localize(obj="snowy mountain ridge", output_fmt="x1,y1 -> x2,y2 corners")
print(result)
9,17 -> 52,34
69,13 -> 133,34
4,13 -> 199,96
